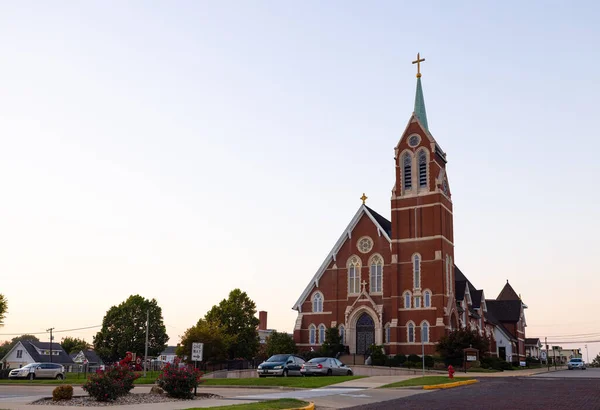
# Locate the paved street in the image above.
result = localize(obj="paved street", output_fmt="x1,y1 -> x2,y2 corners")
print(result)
533,367 -> 600,378
347,376 -> 600,410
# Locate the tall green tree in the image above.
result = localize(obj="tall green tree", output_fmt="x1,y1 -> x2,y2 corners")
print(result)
177,319 -> 231,363
205,289 -> 260,360
61,337 -> 91,354
93,295 -> 168,363
0,294 -> 7,326
436,329 -> 490,366
321,326 -> 344,357
265,331 -> 297,357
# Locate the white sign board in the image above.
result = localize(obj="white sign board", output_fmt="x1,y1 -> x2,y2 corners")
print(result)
466,355 -> 477,362
541,351 -> 547,360
191,343 -> 203,362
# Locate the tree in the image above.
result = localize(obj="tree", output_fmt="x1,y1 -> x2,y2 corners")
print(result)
265,331 -> 297,358
320,326 -> 344,357
591,353 -> 600,368
205,289 -> 260,360
93,295 -> 168,363
0,294 -> 7,326
61,337 -> 91,354
177,319 -> 231,363
436,329 -> 491,366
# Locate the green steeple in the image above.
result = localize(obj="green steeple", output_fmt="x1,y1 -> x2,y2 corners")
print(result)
414,76 -> 429,131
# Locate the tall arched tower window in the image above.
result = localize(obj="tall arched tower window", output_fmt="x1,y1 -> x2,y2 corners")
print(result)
407,322 -> 415,343
403,153 -> 412,190
309,324 -> 316,345
413,254 -> 421,289
418,150 -> 427,187
339,325 -> 345,345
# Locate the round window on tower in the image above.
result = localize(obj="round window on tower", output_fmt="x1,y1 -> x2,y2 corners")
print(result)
357,237 -> 373,254
408,135 -> 421,147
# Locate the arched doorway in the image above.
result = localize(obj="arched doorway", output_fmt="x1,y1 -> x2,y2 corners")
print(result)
356,313 -> 375,354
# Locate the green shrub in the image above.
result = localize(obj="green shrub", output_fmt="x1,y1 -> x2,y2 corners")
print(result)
82,366 -> 139,401
394,354 -> 407,365
52,385 -> 73,401
407,354 -> 420,363
424,355 -> 435,369
405,361 -> 417,369
369,345 -> 387,366
157,361 -> 203,399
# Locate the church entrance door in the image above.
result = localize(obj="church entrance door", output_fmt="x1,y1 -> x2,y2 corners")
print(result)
356,313 -> 375,355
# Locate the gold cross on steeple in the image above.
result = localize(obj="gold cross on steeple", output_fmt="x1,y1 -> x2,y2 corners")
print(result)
412,52 -> 425,78
360,193 -> 368,205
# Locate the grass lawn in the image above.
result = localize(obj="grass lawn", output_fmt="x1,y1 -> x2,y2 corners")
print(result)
185,399 -> 309,410
466,367 -> 501,373
201,376 -> 364,388
381,376 -> 474,388
0,371 -> 160,385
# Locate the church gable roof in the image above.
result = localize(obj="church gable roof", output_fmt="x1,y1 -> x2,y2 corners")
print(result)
497,281 -> 520,301
292,205 -> 392,311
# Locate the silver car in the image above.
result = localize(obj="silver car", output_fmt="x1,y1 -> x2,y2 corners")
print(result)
300,357 -> 353,376
9,363 -> 65,380
567,358 -> 586,370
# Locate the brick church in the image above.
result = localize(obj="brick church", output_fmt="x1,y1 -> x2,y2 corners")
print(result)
292,55 -> 529,361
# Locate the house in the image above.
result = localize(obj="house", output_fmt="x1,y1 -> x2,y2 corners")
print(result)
525,338 -> 542,359
70,349 -> 104,366
291,55 -> 530,358
542,347 -> 582,364
156,346 -> 178,364
1,341 -> 73,369
486,282 -> 528,362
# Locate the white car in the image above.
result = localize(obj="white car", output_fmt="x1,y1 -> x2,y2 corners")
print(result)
567,358 -> 586,370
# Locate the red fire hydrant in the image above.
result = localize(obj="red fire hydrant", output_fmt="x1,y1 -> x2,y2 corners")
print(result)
448,365 -> 455,379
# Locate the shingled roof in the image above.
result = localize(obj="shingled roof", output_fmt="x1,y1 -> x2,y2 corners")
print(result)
497,281 -> 520,301
365,206 -> 392,237
486,300 -> 522,323
22,341 -> 73,364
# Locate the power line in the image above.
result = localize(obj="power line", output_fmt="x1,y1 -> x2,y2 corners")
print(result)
0,325 -> 101,337
547,340 -> 600,344
545,332 -> 600,338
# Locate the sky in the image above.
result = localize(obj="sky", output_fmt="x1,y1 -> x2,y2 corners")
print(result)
1,1 -> 599,361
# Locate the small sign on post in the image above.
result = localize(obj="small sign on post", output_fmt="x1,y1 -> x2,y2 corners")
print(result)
192,343 -> 204,362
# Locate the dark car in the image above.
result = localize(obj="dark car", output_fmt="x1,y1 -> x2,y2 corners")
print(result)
257,354 -> 305,377
301,357 -> 353,376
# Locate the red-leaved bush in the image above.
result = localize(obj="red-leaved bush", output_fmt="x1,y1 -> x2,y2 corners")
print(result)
82,366 -> 139,401
157,360 -> 203,399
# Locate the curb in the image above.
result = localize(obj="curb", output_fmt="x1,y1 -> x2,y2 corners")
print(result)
423,379 -> 478,390
290,402 -> 314,410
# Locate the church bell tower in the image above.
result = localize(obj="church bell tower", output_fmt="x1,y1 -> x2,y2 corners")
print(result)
390,54 -> 457,353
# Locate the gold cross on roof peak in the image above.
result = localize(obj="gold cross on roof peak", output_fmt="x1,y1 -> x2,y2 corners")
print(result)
412,52 -> 425,78
360,193 -> 368,205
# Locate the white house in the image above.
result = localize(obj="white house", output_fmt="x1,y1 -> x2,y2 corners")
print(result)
1,341 -> 73,369
493,325 -> 517,363
156,346 -> 178,364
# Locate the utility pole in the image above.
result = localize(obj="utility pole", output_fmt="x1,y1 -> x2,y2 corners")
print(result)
586,344 -> 589,365
545,337 -> 549,372
144,310 -> 149,377
47,328 -> 55,363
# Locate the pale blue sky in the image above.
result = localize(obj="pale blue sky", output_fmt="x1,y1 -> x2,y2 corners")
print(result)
1,1 -> 599,358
